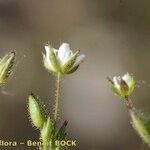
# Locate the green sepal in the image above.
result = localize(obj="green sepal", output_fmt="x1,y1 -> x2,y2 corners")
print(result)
119,79 -> 129,97
62,51 -> 79,74
108,78 -> 121,96
109,83 -> 120,96
49,48 -> 62,74
43,53 -> 56,73
127,76 -> 136,96
67,65 -> 79,74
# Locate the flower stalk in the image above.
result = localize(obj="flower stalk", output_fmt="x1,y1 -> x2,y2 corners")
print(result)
124,96 -> 134,110
54,73 -> 61,122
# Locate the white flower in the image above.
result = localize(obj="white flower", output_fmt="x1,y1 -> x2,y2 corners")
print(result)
108,73 -> 136,97
43,43 -> 85,74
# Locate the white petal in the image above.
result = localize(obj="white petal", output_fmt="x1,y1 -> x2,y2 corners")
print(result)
58,43 -> 72,62
45,45 -> 51,54
62,51 -> 73,65
45,46 -> 51,66
122,72 -> 130,84
122,72 -> 135,89
113,77 -> 121,90
45,44 -> 57,54
122,72 -> 129,80
73,54 -> 85,67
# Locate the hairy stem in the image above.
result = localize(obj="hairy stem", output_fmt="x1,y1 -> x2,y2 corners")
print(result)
125,96 -> 134,110
54,73 -> 61,122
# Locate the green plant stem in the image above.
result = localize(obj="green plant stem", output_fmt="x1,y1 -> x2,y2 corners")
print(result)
54,73 -> 61,123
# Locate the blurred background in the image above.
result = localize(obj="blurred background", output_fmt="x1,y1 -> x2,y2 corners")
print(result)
0,0 -> 150,149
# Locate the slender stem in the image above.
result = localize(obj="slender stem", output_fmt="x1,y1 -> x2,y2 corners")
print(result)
54,73 -> 61,122
125,96 -> 134,110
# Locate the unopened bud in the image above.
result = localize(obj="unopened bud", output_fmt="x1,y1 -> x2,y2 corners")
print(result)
108,73 -> 136,98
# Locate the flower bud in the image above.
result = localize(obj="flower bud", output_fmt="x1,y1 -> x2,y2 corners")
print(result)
55,120 -> 68,141
28,93 -> 47,129
108,73 -> 136,97
0,51 -> 16,85
41,117 -> 54,143
130,109 -> 150,147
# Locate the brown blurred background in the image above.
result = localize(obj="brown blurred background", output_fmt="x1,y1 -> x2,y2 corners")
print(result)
0,0 -> 150,149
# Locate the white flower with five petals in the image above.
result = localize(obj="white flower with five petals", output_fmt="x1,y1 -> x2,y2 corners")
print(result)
43,43 -> 85,74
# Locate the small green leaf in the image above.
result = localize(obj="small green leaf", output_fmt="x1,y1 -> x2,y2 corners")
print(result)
130,109 -> 150,147
28,93 -> 47,129
0,51 -> 16,85
55,120 -> 68,141
41,117 -> 54,143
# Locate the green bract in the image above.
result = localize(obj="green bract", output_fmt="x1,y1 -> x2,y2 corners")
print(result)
0,51 -> 16,85
108,73 -> 136,98
28,93 -> 47,129
42,43 -> 85,75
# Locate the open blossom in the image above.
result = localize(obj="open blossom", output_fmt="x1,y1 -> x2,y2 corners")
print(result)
43,43 -> 85,75
108,73 -> 136,97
